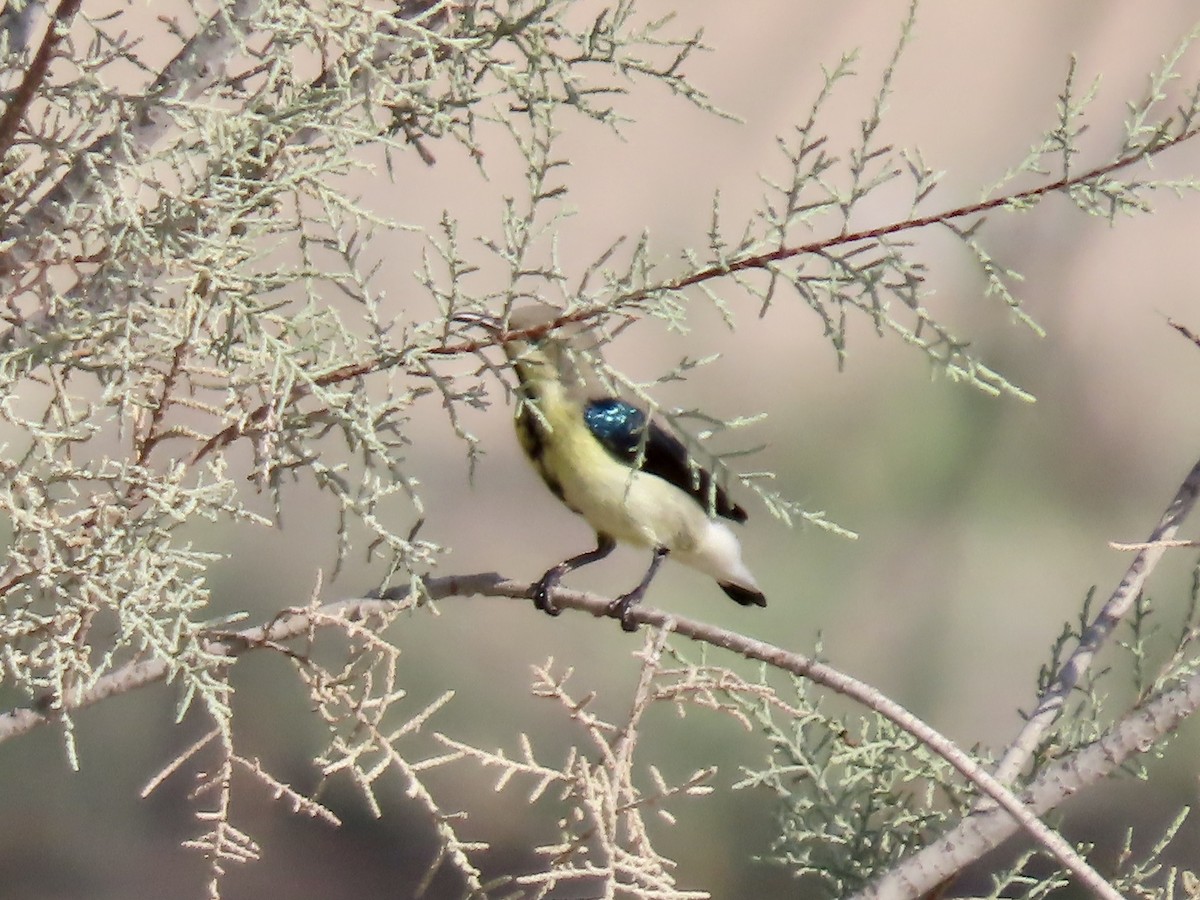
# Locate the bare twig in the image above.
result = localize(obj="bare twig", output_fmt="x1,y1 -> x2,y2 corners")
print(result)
1168,317 -> 1200,348
1110,538 -> 1199,551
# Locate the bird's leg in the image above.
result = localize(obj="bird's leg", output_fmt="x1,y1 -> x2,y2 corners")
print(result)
609,547 -> 669,632
533,533 -> 616,616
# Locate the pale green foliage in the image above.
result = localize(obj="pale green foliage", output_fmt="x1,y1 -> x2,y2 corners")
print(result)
733,674 -> 967,895
0,0 -> 739,892
1027,557 -> 1200,778
980,808 -> 1198,899
3,1 -> 1200,898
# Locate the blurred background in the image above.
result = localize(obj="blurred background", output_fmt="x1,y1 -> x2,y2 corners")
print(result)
5,1 -> 1200,897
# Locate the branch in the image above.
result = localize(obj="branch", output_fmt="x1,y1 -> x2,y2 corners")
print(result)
0,0 -> 264,293
1168,316 -> 1200,349
992,455 -> 1200,785
859,660 -> 1200,898
0,573 -> 1120,899
0,0 -> 84,155
184,127 -> 1200,464
856,455 -> 1200,896
630,123 -> 1200,304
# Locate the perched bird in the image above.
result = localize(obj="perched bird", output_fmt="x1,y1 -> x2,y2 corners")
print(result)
456,304 -> 766,630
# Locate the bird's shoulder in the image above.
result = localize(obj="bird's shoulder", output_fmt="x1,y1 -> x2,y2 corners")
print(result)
582,398 -> 747,523
582,397 -> 646,455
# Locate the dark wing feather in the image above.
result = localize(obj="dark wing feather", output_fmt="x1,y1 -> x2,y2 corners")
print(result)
583,399 -> 748,523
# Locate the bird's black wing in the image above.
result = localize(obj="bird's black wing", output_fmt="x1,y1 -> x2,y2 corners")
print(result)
583,398 -> 748,523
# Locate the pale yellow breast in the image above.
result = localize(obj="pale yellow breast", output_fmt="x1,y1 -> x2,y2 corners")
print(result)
525,389 -> 703,552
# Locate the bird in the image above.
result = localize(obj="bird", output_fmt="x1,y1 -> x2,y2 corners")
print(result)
455,303 -> 766,631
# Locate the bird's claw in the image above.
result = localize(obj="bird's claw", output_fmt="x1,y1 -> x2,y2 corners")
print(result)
532,569 -> 563,617
607,594 -> 641,632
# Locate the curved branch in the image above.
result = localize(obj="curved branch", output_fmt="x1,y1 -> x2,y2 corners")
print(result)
0,573 -> 1119,900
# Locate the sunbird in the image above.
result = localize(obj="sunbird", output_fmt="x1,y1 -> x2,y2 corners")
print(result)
456,304 -> 766,630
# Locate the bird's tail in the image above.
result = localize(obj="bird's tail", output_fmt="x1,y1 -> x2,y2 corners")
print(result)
680,519 -> 767,608
719,581 -> 767,607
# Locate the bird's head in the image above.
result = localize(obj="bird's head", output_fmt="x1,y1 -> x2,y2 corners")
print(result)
452,304 -> 601,394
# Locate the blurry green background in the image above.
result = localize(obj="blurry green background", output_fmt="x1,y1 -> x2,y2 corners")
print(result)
5,1 -> 1200,897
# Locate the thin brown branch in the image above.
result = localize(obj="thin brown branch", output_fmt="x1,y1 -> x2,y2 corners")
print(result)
0,0 -> 84,155
184,127 -> 1200,467
188,354 -> 401,464
188,310 -> 603,464
0,573 -> 1119,899
135,321 -> 195,467
1168,316 -> 1200,348
634,123 -> 1200,303
438,123 -> 1200,355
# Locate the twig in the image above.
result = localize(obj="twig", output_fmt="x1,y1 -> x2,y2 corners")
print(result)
0,574 -> 500,743
0,573 -> 1121,900
624,123 -> 1200,307
0,0 -> 264,292
991,455 -> 1200,787
1109,538 -> 1199,551
1168,317 -> 1200,348
0,0 -> 84,155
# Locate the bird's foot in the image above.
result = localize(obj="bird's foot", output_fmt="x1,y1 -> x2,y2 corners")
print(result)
606,591 -> 644,632
532,568 -> 564,617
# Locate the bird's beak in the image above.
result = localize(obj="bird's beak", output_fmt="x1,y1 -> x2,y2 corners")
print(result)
450,311 -> 503,333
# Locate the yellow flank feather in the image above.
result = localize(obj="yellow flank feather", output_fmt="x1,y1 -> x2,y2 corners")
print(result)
514,367 -> 706,551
